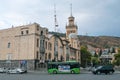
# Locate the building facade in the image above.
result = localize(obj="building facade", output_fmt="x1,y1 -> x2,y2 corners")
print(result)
0,23 -> 48,70
0,15 -> 81,70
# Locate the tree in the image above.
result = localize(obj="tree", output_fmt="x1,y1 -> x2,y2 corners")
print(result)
113,48 -> 120,66
91,52 -> 100,66
80,46 -> 92,67
91,56 -> 100,67
113,53 -> 120,66
112,47 -> 116,53
99,49 -> 102,57
94,52 -> 98,57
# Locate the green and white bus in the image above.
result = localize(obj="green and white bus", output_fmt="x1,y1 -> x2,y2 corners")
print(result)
47,61 -> 80,74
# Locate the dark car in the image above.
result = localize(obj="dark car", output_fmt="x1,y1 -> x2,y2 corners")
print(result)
92,65 -> 115,75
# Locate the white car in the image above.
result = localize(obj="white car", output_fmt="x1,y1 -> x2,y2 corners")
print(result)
0,68 -> 6,73
7,68 -> 26,74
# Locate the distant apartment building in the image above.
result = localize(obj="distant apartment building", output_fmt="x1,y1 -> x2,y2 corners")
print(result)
0,14 -> 81,70
99,47 -> 118,64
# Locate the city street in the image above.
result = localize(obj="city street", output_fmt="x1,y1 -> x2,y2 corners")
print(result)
0,71 -> 120,80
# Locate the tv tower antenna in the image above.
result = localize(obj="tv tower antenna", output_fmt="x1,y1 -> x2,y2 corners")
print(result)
54,4 -> 58,32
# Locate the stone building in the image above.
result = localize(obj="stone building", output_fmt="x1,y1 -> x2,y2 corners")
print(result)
0,23 -> 48,70
0,14 -> 80,70
37,13 -> 81,69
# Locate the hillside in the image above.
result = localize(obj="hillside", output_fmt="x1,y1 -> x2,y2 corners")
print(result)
78,36 -> 120,48
49,32 -> 120,48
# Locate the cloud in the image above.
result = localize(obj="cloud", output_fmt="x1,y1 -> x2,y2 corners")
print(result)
0,20 -> 10,29
0,0 -> 120,37
0,21 -> 5,26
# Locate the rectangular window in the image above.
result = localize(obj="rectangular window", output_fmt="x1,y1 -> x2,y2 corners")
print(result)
8,42 -> 11,48
43,40 -> 45,48
21,31 -> 23,35
37,39 -> 39,47
26,30 -> 29,34
37,25 -> 39,31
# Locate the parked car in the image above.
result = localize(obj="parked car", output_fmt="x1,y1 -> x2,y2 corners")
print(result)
0,68 -> 6,73
92,65 -> 115,75
21,68 -> 27,73
88,67 -> 96,71
7,68 -> 27,74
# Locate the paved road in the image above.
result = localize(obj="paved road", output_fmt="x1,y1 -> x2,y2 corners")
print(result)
0,71 -> 120,80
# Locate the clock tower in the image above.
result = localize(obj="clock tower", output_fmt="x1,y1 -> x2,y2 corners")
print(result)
66,4 -> 78,39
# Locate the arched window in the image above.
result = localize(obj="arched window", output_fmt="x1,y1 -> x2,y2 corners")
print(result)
48,53 -> 51,60
45,53 -> 47,60
48,42 -> 52,50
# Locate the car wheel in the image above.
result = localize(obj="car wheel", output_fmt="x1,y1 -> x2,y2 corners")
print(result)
105,72 -> 108,75
97,71 -> 101,74
93,72 -> 96,75
109,71 -> 113,74
53,70 -> 57,74
7,71 -> 10,74
71,70 -> 75,74
17,71 -> 20,74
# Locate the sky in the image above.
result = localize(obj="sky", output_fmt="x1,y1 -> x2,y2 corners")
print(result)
0,0 -> 120,37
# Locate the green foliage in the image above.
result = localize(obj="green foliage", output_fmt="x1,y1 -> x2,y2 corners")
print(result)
94,52 -> 98,57
80,46 -> 92,67
118,48 -> 120,53
91,57 -> 100,66
113,48 -> 120,66
99,49 -> 102,56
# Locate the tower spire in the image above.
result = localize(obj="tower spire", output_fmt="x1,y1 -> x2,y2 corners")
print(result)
66,4 -> 78,39
54,4 -> 58,32
70,3 -> 72,17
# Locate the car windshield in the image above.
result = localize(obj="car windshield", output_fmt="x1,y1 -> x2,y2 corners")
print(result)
97,66 -> 102,69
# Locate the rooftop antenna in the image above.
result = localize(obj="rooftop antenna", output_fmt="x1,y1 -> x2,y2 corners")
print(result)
54,4 -> 58,32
